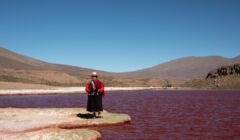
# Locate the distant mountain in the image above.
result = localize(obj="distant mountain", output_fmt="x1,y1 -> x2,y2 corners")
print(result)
0,47 -> 108,75
232,55 -> 240,62
183,64 -> 240,89
121,56 -> 240,81
0,47 -> 47,70
0,47 -> 113,86
0,47 -> 239,87
206,64 -> 240,79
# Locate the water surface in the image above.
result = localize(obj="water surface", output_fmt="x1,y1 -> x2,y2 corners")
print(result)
0,90 -> 239,140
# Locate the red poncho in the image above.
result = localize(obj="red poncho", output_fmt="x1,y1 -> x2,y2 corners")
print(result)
85,79 -> 105,97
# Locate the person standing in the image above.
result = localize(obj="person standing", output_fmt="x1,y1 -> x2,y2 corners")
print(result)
85,72 -> 105,118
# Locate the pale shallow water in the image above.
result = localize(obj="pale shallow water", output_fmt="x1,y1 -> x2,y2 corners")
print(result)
0,90 -> 240,140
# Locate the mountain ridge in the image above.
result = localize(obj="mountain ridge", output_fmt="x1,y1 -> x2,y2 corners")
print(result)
120,55 -> 240,80
0,47 -> 239,86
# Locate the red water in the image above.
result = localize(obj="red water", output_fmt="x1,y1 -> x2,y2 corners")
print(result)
0,90 -> 240,140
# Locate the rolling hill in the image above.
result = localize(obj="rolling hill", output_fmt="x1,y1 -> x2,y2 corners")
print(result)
0,47 -> 113,86
0,47 -> 239,87
122,56 -> 240,80
183,64 -> 240,88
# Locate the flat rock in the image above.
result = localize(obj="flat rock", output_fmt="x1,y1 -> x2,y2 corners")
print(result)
0,108 -> 131,139
1,128 -> 101,140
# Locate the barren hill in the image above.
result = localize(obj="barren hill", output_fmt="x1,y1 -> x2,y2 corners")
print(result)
0,47 -> 239,87
183,64 -> 240,89
121,56 -> 240,81
0,47 -> 116,86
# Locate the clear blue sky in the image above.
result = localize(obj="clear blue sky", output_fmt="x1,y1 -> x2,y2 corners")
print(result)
0,0 -> 240,72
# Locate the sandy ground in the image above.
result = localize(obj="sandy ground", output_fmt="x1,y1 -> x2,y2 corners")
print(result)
0,82 -> 59,90
0,108 -> 131,139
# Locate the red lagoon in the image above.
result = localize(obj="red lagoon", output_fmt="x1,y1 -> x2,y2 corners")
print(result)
0,89 -> 239,140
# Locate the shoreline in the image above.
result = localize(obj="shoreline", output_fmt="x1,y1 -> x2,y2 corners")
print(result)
0,87 -> 192,95
0,87 -> 152,95
0,86 -> 237,96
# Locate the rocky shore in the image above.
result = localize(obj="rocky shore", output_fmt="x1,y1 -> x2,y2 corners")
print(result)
0,108 -> 131,140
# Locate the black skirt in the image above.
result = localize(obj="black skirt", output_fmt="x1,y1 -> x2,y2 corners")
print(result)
87,94 -> 103,112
